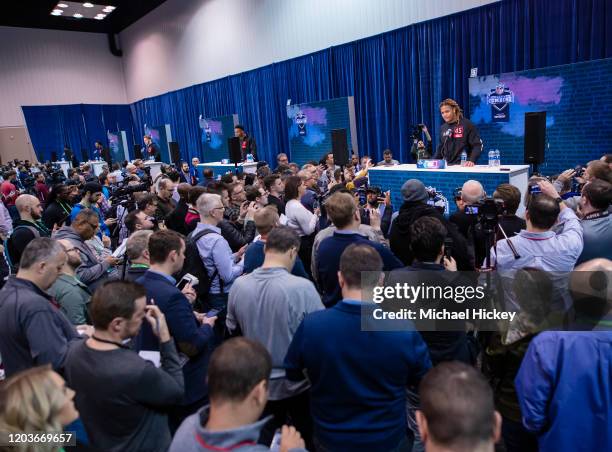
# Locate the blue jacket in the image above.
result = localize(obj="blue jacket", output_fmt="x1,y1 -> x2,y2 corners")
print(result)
285,300 -> 431,451
135,270 -> 214,405
515,331 -> 612,451
70,203 -> 110,237
316,231 -> 403,307
243,240 -> 308,278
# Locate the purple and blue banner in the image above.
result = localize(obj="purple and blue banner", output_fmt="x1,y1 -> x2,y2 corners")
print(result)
286,97 -> 358,167
469,58 -> 612,175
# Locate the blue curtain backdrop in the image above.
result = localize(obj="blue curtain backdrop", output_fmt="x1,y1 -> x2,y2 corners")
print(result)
23,0 -> 612,164
22,104 -> 135,162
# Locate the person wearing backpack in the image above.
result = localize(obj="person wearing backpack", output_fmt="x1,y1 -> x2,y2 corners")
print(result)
5,194 -> 50,272
188,193 -> 246,312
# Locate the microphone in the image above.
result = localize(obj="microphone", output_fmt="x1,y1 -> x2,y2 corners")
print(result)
442,128 -> 453,160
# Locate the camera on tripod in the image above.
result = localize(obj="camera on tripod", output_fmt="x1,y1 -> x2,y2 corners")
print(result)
464,197 -> 506,231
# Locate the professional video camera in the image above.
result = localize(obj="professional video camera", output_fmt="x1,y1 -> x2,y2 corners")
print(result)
410,124 -> 426,140
425,186 -> 450,215
464,197 -> 507,231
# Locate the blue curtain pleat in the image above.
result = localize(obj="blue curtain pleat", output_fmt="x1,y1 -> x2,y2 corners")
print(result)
22,0 -> 612,164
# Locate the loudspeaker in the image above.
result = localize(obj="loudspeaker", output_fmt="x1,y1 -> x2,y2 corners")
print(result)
228,137 -> 242,164
331,128 -> 349,166
51,151 -> 58,162
169,141 -> 181,164
524,112 -> 546,165
102,148 -> 111,165
81,148 -> 89,162
65,149 -> 73,161
133,144 -> 143,160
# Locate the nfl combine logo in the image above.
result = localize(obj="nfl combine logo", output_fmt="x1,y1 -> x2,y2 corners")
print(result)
296,111 -> 307,136
487,82 -> 514,122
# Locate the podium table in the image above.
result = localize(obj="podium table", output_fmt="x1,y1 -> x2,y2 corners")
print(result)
89,160 -> 108,177
144,161 -> 163,180
368,164 -> 530,216
197,162 -> 258,179
57,160 -> 71,178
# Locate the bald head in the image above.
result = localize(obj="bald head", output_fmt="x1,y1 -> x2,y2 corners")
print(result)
16,194 -> 43,221
461,180 -> 485,204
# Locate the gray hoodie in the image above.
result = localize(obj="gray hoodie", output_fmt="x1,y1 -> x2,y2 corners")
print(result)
169,406 -> 307,452
54,226 -> 110,290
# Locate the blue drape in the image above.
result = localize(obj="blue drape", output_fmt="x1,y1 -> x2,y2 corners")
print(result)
23,0 -> 612,164
22,104 -> 134,162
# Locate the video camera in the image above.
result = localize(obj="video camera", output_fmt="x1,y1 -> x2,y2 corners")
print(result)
411,124 -> 426,140
464,197 -> 506,231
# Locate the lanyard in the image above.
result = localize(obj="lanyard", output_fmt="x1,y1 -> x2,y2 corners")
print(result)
583,210 -> 609,221
91,335 -> 130,349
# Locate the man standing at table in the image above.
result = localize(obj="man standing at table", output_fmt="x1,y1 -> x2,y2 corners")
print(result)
234,125 -> 257,161
434,98 -> 482,166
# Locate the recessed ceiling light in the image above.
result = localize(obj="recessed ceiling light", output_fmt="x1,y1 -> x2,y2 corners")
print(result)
83,2 -> 94,7
57,3 -> 69,7
73,13 -> 83,18
95,14 -> 106,19
51,9 -> 63,15
105,5 -> 116,10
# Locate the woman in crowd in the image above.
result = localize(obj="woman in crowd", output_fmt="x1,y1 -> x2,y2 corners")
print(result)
0,365 -> 81,452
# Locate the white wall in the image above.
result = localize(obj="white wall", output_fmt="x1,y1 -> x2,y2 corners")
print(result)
120,0 -> 500,103
0,26 -> 128,127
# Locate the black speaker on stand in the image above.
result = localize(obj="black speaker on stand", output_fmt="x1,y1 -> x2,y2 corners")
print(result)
51,152 -> 58,162
524,111 -> 546,175
81,148 -> 89,163
102,148 -> 112,166
169,141 -> 181,166
133,144 -> 143,160
331,128 -> 349,183
228,137 -> 242,172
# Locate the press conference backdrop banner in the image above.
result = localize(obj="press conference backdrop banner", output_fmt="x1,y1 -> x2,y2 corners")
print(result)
469,58 -> 612,175
198,114 -> 239,162
144,124 -> 171,163
286,96 -> 358,167
107,131 -> 124,163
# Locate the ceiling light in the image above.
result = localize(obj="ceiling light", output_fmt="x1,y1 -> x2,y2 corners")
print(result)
83,2 -> 94,7
105,5 -> 116,10
57,3 -> 69,7
94,16 -> 104,20
51,9 -> 63,15
73,13 -> 83,18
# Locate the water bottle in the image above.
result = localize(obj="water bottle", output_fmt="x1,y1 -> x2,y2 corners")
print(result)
488,150 -> 493,167
460,150 -> 467,167
246,153 -> 254,163
494,149 -> 501,167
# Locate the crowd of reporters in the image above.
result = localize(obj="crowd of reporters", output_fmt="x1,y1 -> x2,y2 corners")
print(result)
0,151 -> 610,452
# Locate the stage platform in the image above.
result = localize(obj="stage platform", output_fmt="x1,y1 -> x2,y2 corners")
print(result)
367,164 -> 530,216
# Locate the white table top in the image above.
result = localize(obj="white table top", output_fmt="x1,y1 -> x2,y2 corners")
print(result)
368,163 -> 529,175
198,161 -> 258,167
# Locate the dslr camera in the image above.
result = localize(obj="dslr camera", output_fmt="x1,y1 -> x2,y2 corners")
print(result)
411,124 -> 426,140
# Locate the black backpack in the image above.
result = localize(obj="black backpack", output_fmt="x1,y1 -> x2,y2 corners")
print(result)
179,229 -> 224,311
4,225 -> 41,273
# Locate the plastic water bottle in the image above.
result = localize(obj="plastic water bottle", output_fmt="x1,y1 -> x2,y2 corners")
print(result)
460,150 -> 467,167
246,153 -> 254,163
494,149 -> 500,167
488,150 -> 493,167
